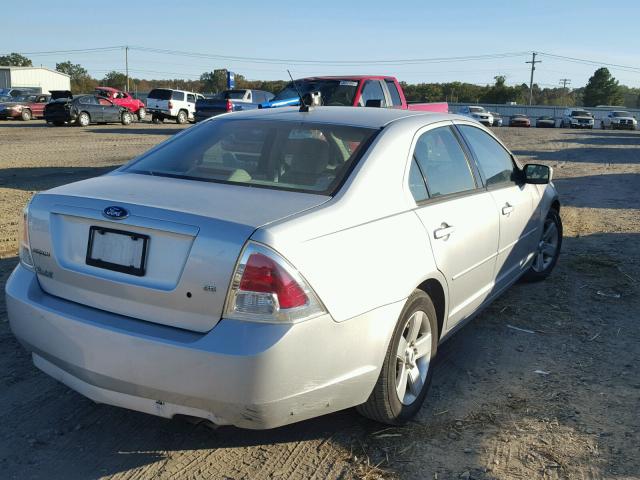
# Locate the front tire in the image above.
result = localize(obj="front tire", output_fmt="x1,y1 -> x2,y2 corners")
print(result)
137,107 -> 146,121
21,109 -> 32,121
77,112 -> 90,127
522,209 -> 562,282
357,290 -> 438,425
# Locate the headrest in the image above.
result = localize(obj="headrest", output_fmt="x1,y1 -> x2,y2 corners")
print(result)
285,138 -> 330,175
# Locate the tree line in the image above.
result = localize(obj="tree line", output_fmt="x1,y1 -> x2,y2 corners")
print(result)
0,52 -> 635,108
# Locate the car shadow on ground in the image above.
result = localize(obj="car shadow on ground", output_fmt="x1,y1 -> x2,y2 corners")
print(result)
0,166 -> 120,192
0,121 -> 49,128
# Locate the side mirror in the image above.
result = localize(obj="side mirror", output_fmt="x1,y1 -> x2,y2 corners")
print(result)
365,99 -> 382,108
523,163 -> 552,184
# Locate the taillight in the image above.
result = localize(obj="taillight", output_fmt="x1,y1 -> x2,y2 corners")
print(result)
19,203 -> 34,269
224,242 -> 326,323
226,99 -> 233,112
168,101 -> 173,109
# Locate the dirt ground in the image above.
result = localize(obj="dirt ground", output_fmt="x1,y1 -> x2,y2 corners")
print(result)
0,120 -> 638,480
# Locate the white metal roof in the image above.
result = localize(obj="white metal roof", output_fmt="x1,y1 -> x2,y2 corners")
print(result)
0,66 -> 70,78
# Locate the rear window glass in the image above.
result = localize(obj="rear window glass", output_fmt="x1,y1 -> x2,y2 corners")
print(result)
126,120 -> 377,195
148,89 -> 172,100
385,80 -> 402,106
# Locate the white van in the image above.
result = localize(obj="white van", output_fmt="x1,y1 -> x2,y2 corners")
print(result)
146,89 -> 204,124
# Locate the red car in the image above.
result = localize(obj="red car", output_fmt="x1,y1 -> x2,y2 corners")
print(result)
262,76 -> 449,113
0,94 -> 50,120
95,87 -> 146,120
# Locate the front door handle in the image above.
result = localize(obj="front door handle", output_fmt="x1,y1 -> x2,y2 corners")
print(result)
434,224 -> 456,239
502,203 -> 514,215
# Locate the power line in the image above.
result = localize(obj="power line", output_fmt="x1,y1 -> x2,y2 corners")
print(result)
559,78 -> 571,89
538,52 -> 640,73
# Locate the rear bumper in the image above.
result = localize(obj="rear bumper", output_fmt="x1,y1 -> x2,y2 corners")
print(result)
147,108 -> 174,119
6,265 -> 399,429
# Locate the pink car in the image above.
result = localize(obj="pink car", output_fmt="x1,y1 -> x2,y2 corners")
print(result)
95,87 -> 146,120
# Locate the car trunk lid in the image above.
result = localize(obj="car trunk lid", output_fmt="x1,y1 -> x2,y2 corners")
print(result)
28,172 -> 330,332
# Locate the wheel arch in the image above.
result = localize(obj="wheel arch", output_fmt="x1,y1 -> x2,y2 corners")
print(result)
416,276 -> 447,340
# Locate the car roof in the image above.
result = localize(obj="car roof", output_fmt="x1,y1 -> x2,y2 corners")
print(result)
296,75 -> 396,82
96,86 -> 118,92
218,106 -> 461,129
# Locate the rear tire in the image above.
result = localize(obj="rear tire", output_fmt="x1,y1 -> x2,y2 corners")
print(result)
121,111 -> 132,125
176,110 -> 187,124
21,109 -> 32,121
522,209 -> 562,282
357,290 -> 438,425
152,114 -> 163,124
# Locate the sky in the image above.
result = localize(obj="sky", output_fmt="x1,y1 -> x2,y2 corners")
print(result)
3,0 -> 640,88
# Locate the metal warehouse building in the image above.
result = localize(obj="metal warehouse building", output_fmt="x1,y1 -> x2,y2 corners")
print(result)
0,66 -> 70,94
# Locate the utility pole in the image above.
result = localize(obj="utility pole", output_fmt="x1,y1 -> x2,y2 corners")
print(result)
125,46 -> 129,92
559,78 -> 571,89
526,52 -> 541,105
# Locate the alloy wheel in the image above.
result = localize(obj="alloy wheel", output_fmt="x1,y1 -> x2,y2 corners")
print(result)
532,217 -> 559,272
395,310 -> 432,405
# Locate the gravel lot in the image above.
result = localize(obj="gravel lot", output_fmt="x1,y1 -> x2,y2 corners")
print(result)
0,120 -> 638,480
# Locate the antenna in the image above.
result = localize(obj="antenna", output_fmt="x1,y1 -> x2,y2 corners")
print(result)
287,70 -> 309,112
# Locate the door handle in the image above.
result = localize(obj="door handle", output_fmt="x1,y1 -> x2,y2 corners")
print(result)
502,203 -> 514,215
434,224 -> 456,239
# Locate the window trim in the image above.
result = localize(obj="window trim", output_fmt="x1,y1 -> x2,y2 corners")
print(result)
406,122 -> 485,207
454,122 -> 523,191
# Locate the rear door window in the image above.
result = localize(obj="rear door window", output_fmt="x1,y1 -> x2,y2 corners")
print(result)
172,91 -> 185,101
458,125 -> 516,187
360,80 -> 387,107
385,80 -> 403,107
187,94 -> 195,103
413,127 -> 477,198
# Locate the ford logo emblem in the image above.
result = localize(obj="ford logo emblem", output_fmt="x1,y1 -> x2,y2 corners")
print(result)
103,206 -> 129,220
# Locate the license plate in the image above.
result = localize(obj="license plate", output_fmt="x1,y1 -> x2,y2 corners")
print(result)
86,226 -> 149,276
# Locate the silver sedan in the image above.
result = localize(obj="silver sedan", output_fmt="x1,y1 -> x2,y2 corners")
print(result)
6,106 -> 561,429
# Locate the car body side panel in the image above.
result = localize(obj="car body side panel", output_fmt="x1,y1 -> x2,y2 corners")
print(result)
252,119 -> 446,323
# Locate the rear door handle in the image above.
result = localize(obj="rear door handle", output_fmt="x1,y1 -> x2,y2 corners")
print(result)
434,224 -> 456,239
502,203 -> 514,215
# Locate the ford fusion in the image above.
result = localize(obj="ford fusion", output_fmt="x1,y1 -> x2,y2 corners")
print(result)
6,107 -> 562,429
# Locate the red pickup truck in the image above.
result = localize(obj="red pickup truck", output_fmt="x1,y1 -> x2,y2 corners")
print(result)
260,75 -> 448,112
95,87 -> 146,120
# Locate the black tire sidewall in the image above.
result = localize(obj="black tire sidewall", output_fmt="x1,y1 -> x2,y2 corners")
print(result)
21,109 -> 31,121
384,291 -> 438,423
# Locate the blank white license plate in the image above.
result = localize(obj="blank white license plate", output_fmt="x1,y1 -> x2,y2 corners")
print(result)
86,227 -> 149,276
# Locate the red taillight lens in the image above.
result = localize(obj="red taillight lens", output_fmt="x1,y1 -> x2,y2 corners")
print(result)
240,253 -> 308,308
226,99 -> 233,112
225,242 -> 326,323
168,101 -> 173,109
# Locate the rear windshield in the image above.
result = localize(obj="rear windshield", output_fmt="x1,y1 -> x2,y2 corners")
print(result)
148,89 -> 173,100
273,80 -> 358,106
125,119 -> 377,195
224,90 -> 247,99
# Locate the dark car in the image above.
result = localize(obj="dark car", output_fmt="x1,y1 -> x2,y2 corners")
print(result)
509,114 -> 531,127
195,89 -> 274,122
536,116 -> 556,128
44,91 -> 133,127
